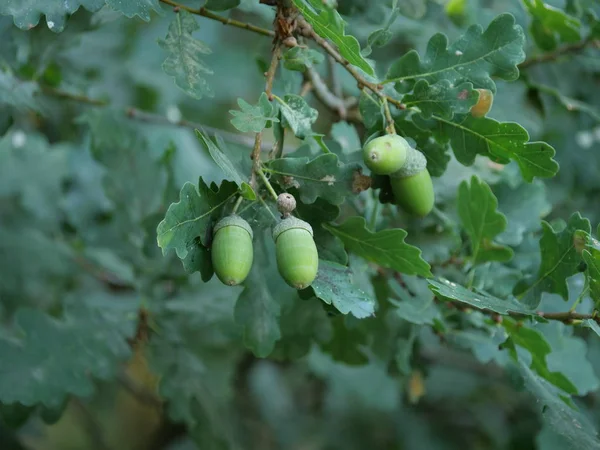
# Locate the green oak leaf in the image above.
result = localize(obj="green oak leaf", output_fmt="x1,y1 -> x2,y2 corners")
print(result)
156,178 -> 238,259
359,90 -> 383,130
449,327 -> 508,365
283,47 -> 325,72
0,131 -> 69,227
385,13 -> 525,93
323,216 -> 431,277
291,0 -> 373,75
390,277 -> 440,325
0,0 -> 105,32
276,94 -> 318,139
523,0 -> 580,50
311,260 -> 376,319
540,322 -> 599,396
519,363 -> 600,449
229,93 -> 279,133
107,0 -> 161,20
458,176 -> 513,263
414,114 -> 559,182
514,213 -> 590,308
0,301 -> 136,407
403,80 -> 479,120
158,10 -> 213,100
195,130 -> 255,200
429,278 -> 536,315
495,180 -> 550,246
265,153 -> 362,205
504,319 -> 577,395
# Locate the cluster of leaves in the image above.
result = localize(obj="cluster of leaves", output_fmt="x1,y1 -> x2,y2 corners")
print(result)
2,0 -> 600,449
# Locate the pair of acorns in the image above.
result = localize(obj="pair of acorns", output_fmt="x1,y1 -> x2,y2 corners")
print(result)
363,134 -> 435,217
211,194 -> 318,289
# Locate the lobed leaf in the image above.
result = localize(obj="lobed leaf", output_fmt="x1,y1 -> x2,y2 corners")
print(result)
229,93 -> 279,133
311,260 -> 376,319
385,14 -> 525,93
0,301 -> 136,407
458,176 -> 513,263
0,0 -> 104,32
158,10 -> 213,100
414,114 -> 559,182
504,319 -> 577,395
292,0 -> 373,75
195,130 -> 256,200
514,213 -> 590,308
156,178 -> 238,259
276,94 -> 318,139
107,0 -> 162,21
265,153 -> 363,205
324,217 -> 431,277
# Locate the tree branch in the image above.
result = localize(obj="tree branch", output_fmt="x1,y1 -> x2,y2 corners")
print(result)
159,0 -> 274,37
520,36 -> 599,69
305,67 -> 349,119
303,23 -> 405,111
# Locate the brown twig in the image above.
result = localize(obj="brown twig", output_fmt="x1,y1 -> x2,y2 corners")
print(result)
305,67 -> 350,119
520,36 -> 599,69
250,132 -> 263,190
265,44 -> 282,100
159,0 -> 274,37
303,23 -> 404,131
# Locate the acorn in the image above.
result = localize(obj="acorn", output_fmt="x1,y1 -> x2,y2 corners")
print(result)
273,217 -> 319,289
211,215 -> 253,286
470,88 -> 493,118
390,147 -> 435,217
363,134 -> 409,175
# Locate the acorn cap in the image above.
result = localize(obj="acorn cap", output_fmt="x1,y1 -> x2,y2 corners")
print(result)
390,146 -> 427,179
273,217 -> 313,241
214,215 -> 253,239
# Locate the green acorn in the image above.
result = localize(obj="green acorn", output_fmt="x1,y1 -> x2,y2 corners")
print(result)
470,88 -> 494,118
211,215 -> 253,286
363,134 -> 409,175
390,147 -> 435,217
273,217 -> 319,289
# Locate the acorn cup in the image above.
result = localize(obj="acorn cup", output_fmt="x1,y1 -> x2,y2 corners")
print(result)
273,217 -> 319,290
211,215 -> 254,286
470,88 -> 494,118
363,134 -> 410,175
390,146 -> 435,217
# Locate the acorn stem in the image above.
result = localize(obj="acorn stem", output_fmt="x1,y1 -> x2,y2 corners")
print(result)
382,96 -> 396,135
257,166 -> 279,200
231,195 -> 244,214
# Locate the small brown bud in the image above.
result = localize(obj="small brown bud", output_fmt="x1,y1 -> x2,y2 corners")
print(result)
277,193 -> 296,216
282,36 -> 298,48
173,6 -> 180,12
